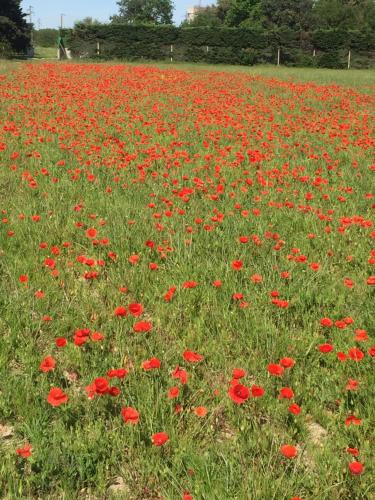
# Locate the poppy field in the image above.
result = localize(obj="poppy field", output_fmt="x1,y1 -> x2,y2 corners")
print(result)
0,62 -> 374,499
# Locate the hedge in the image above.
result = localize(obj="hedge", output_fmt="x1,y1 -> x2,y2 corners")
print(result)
65,25 -> 375,69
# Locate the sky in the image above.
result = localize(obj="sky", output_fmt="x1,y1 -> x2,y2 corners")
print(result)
21,0 -> 211,29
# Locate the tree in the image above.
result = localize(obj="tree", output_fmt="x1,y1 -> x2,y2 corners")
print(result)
225,0 -> 262,27
0,0 -> 31,55
33,28 -> 59,47
180,5 -> 222,27
259,0 -> 315,31
74,17 -> 102,28
312,0 -> 375,31
111,0 -> 174,25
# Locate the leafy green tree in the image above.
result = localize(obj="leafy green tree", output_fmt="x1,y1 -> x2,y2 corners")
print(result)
181,5 -> 222,27
259,0 -> 315,31
33,28 -> 59,47
312,0 -> 375,31
0,0 -> 31,54
225,0 -> 261,27
111,0 -> 174,25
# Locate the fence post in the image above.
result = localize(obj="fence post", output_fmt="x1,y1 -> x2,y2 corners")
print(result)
97,41 -> 100,56
170,44 -> 173,63
206,46 -> 209,53
277,47 -> 280,66
313,49 -> 316,57
347,50 -> 351,69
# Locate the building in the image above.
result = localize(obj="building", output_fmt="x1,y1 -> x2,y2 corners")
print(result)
186,5 -> 205,23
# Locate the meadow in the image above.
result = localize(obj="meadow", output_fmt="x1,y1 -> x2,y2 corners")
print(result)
0,61 -> 374,499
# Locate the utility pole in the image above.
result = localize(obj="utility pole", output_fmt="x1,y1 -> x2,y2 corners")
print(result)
60,13 -> 65,30
27,5 -> 34,44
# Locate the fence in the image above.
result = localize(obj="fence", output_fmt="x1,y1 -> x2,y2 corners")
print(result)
64,26 -> 375,69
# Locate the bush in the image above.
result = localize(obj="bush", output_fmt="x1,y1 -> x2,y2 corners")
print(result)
64,24 -> 375,68
317,50 -> 345,69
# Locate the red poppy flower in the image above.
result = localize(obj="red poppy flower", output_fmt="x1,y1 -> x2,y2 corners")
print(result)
183,281 -> 198,289
19,274 -> 28,283
129,303 -> 143,317
280,444 -> 298,458
85,228 -> 97,238
133,321 -> 152,333
114,306 -> 127,317
228,383 -> 250,404
168,386 -> 180,399
128,254 -> 140,265
354,329 -> 368,341
346,379 -> 359,391
94,377 -> 109,394
320,317 -> 333,327
251,385 -> 265,397
280,357 -> 295,368
288,403 -> 301,415
267,363 -> 284,376
47,387 -> 68,407
337,352 -> 347,361
183,350 -> 204,363
346,447 -> 359,456
55,337 -> 67,348
171,366 -> 188,385
279,387 -> 294,399
319,343 -> 334,353
348,348 -> 364,361
194,406 -> 207,417
348,461 -> 364,475
345,415 -> 361,426
232,368 -> 246,379
16,444 -> 32,458
164,286 -> 177,301
152,432 -> 169,446
107,368 -> 128,378
231,260 -> 243,270
142,357 -> 161,370
91,331 -> 104,342
121,407 -> 140,424
39,356 -> 56,373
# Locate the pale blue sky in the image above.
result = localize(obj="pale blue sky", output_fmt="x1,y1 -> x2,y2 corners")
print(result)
21,0 -> 211,28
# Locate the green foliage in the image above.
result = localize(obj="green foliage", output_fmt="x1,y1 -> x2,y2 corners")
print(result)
33,29 -> 59,48
111,0 -> 174,25
74,17 -> 102,29
180,5 -> 222,27
0,0 -> 31,55
312,0 -> 375,31
65,24 -> 374,68
317,50 -> 346,69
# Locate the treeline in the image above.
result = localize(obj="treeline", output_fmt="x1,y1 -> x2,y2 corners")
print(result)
66,24 -> 375,68
0,0 -> 31,56
183,0 -> 375,33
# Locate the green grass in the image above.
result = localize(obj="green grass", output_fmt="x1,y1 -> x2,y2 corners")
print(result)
0,61 -> 374,499
33,46 -> 58,59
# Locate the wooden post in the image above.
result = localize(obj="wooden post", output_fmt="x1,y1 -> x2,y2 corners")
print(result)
97,42 -> 100,56
206,46 -> 209,53
277,48 -> 280,66
313,49 -> 316,57
170,44 -> 173,63
347,50 -> 351,69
